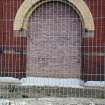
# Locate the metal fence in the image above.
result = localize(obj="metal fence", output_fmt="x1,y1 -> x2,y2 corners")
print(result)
0,0 -> 104,100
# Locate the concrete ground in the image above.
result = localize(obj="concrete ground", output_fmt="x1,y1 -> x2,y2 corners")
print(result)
0,97 -> 105,105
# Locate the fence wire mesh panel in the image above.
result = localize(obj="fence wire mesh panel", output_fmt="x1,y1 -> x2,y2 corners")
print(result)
0,0 -> 105,102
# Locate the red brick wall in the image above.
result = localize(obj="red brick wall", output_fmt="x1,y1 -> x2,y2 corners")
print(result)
0,0 -> 26,78
0,0 -> 105,80
82,0 -> 105,80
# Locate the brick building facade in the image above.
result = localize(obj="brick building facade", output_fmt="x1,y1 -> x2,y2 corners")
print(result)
0,0 -> 105,81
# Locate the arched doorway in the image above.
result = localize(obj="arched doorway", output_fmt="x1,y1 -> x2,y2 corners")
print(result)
26,1 -> 82,78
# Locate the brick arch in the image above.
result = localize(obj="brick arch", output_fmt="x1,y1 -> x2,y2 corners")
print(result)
13,0 -> 95,37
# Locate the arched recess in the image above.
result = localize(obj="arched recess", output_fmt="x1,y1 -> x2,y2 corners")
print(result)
27,1 -> 82,78
13,0 -> 95,37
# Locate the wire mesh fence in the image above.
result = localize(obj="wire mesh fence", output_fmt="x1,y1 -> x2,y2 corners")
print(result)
0,0 -> 105,100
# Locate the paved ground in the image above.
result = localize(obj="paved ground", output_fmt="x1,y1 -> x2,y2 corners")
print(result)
0,97 -> 105,105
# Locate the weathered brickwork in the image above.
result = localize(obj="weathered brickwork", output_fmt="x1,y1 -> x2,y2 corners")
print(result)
27,2 -> 82,78
0,0 -> 105,80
